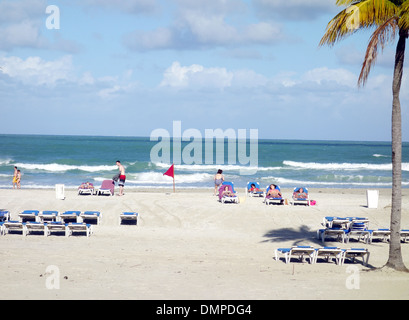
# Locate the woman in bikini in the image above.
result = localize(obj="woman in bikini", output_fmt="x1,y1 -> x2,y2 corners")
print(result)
213,169 -> 224,196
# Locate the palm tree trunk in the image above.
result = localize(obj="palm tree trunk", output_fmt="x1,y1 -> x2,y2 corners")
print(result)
386,28 -> 408,272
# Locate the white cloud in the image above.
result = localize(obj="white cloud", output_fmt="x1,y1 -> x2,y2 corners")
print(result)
124,0 -> 283,51
302,67 -> 357,87
160,61 -> 233,88
0,55 -> 74,86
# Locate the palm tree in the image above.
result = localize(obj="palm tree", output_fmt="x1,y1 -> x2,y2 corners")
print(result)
320,0 -> 409,272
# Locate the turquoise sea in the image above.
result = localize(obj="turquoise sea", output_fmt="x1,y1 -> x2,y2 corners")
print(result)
0,134 -> 408,190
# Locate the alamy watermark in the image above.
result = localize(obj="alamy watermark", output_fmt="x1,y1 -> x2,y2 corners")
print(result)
150,121 -> 258,175
45,265 -> 60,290
45,5 -> 60,30
345,265 -> 360,290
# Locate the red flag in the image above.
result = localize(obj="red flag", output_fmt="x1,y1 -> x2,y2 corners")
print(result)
163,164 -> 174,178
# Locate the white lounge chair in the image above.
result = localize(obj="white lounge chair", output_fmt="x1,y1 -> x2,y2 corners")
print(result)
264,185 -> 284,205
346,220 -> 370,244
317,228 -> 347,243
246,182 -> 264,197
218,183 -> 239,204
38,210 -> 58,222
2,221 -> 25,235
400,230 -> 409,242
313,247 -> 344,265
342,248 -> 370,266
46,222 -> 67,236
23,222 -> 47,236
119,212 -> 138,225
292,187 -> 310,206
97,180 -> 114,196
59,211 -> 81,223
80,211 -> 102,225
18,210 -> 39,222
368,228 -> 390,243
275,246 -> 315,264
65,222 -> 92,237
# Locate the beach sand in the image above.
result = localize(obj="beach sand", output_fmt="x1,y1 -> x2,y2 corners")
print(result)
1,187 -> 409,300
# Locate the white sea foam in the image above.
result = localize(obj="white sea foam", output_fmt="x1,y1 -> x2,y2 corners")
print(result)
14,163 -> 117,172
283,160 -> 409,171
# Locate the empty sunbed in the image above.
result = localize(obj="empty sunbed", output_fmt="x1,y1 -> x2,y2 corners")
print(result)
18,210 -> 39,222
275,246 -> 315,264
314,247 -> 344,265
2,221 -> 25,235
23,222 -> 47,236
46,222 -> 67,236
368,228 -> 390,243
59,211 -> 81,223
38,211 -> 58,222
97,180 -> 114,196
342,248 -> 370,266
80,211 -> 102,225
65,222 -> 92,237
119,212 -> 138,225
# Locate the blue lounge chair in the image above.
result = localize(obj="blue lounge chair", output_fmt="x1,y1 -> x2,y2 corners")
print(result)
119,212 -> 138,225
18,210 -> 39,222
23,221 -> 47,237
292,187 -> 309,206
80,211 -> 102,225
46,222 -> 66,236
218,183 -> 239,204
2,221 -> 25,235
246,182 -> 264,197
39,210 -> 58,222
59,211 -> 81,223
264,184 -> 284,205
368,228 -> 390,243
65,222 -> 92,237
0,211 -> 10,222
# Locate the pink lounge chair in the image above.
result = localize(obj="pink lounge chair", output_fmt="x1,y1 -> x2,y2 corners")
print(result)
97,180 -> 114,196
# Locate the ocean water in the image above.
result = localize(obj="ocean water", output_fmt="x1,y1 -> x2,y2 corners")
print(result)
0,134 -> 408,190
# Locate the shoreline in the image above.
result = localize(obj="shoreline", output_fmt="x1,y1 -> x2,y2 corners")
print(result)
1,187 -> 409,300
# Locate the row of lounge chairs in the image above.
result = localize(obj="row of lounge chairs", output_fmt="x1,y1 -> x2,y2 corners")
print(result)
0,210 -> 139,237
275,246 -> 370,266
218,182 -> 311,206
318,216 -> 409,244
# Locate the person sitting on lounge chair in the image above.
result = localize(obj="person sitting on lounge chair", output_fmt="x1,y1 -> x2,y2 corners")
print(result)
293,187 -> 308,199
266,184 -> 282,198
222,185 -> 236,197
248,183 -> 260,193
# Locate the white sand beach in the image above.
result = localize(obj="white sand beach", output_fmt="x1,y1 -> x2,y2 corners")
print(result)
1,187 -> 409,300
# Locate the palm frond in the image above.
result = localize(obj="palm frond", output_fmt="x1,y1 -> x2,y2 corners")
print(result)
320,0 -> 398,46
398,0 -> 409,29
358,17 -> 399,86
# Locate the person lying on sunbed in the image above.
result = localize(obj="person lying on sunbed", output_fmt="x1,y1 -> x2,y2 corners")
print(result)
248,183 -> 260,193
222,185 -> 236,197
266,184 -> 282,198
293,188 -> 308,199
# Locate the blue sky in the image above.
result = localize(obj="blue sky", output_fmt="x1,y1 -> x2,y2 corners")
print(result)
1,0 -> 408,141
